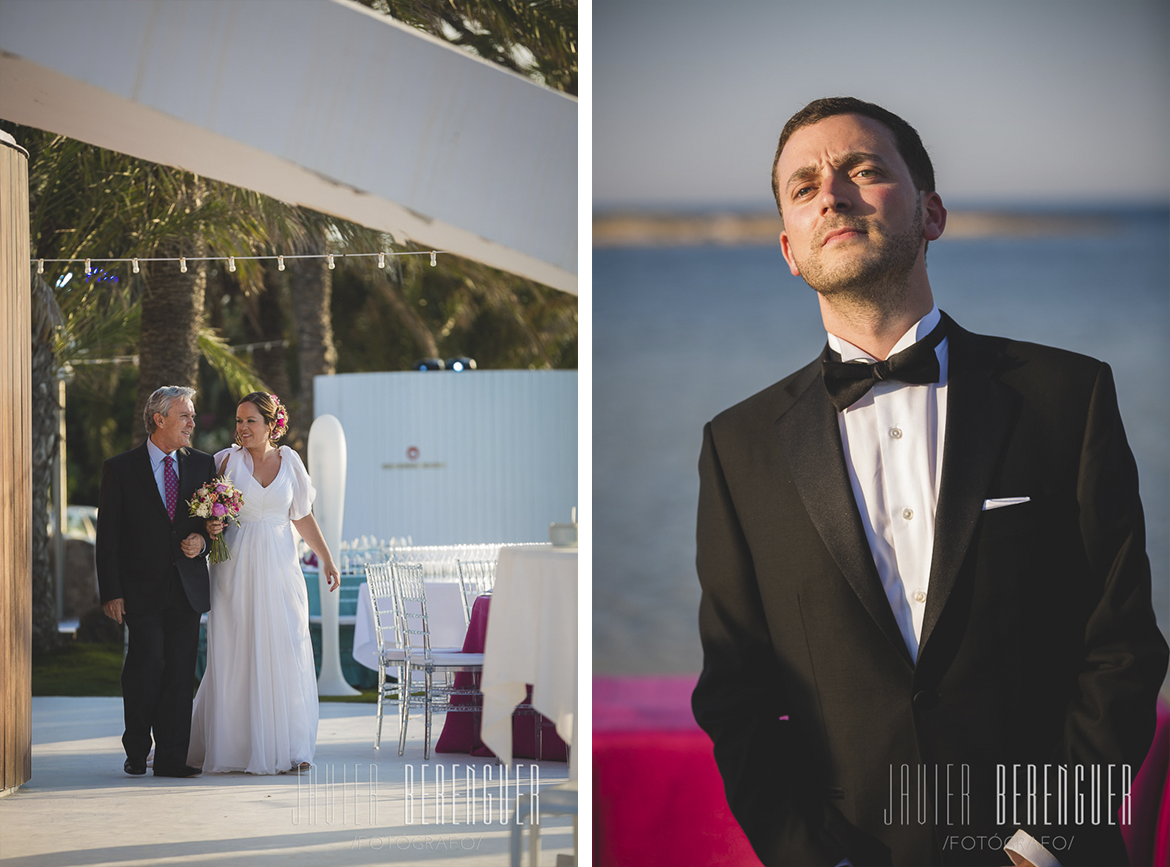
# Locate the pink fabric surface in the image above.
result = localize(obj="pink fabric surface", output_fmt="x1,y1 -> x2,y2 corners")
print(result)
433,595 -> 490,754
434,595 -> 567,761
594,674 -> 705,731
594,674 -> 762,867
595,678 -> 1170,867
1122,697 -> 1170,867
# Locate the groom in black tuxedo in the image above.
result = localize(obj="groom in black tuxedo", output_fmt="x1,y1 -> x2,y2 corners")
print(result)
97,385 -> 216,778
692,98 -> 1168,867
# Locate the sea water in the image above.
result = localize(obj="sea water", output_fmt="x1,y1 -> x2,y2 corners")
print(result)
593,209 -> 1170,676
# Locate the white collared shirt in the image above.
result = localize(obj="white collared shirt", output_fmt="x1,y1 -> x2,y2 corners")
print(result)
827,305 -> 947,662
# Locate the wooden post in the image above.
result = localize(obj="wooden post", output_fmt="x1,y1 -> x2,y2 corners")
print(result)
0,129 -> 33,796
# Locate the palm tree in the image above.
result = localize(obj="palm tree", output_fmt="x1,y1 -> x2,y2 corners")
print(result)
385,246 -> 578,368
129,176 -> 298,445
13,124 -> 273,652
243,264 -> 294,401
288,232 -> 337,452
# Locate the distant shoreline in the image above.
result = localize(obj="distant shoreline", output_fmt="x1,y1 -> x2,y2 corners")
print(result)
593,210 -> 1122,247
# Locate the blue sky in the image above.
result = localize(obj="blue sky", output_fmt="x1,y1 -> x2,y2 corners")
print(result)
593,0 -> 1170,210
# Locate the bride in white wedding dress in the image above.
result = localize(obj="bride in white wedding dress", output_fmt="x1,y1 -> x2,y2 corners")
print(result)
188,392 -> 340,774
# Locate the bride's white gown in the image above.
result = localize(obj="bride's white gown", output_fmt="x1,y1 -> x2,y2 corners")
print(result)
188,445 -> 319,774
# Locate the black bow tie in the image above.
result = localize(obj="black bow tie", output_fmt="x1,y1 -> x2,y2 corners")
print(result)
822,319 -> 946,412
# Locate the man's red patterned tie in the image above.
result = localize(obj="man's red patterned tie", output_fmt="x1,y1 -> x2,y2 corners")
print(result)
164,454 -> 178,522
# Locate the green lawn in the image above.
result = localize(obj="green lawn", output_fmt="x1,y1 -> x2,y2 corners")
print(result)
319,688 -> 380,703
32,641 -> 123,696
32,639 -> 378,702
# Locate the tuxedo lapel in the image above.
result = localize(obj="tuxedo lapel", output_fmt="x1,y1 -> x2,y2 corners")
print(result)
135,442 -> 171,522
176,447 -> 196,519
919,315 -> 1019,652
774,352 -> 914,667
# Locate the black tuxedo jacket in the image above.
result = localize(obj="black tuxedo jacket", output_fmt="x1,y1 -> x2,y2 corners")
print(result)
96,442 -> 216,614
692,313 -> 1168,867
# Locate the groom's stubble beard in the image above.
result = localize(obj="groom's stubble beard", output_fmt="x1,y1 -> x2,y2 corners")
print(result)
793,198 -> 924,320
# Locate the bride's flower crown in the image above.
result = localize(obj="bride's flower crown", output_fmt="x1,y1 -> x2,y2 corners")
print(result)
270,394 -> 289,442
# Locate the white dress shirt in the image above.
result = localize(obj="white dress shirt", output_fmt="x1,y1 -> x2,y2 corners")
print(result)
146,437 -> 180,510
828,307 -> 1060,867
828,305 -> 947,663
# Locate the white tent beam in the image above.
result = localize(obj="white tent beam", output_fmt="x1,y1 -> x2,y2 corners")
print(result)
0,0 -> 577,293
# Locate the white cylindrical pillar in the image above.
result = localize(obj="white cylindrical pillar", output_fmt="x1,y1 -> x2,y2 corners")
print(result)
308,414 -> 359,696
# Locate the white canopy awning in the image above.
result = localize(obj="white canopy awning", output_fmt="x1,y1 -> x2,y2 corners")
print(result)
0,0 -> 577,293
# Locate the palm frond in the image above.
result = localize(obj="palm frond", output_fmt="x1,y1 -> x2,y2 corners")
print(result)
198,329 -> 269,399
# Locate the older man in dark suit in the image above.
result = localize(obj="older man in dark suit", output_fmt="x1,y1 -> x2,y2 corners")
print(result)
97,385 -> 216,778
692,97 -> 1168,867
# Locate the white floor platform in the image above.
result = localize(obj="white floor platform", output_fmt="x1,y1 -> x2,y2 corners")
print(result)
1,697 -> 572,867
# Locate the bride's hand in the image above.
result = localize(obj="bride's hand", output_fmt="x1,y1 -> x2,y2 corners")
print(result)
206,519 -> 224,538
323,562 -> 341,592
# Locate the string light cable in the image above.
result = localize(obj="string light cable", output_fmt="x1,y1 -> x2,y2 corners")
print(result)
32,250 -> 446,275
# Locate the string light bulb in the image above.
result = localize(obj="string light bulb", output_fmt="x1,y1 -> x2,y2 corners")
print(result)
26,250 -> 457,276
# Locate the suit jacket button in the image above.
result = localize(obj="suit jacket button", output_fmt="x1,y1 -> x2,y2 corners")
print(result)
913,690 -> 939,709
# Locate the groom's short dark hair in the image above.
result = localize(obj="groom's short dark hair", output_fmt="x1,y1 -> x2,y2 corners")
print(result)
771,96 -> 936,215
144,386 -> 196,435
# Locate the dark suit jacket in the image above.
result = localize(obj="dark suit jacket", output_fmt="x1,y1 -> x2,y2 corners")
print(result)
692,313 -> 1168,867
96,442 -> 216,614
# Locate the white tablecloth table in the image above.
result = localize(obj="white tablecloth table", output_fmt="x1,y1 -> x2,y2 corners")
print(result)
480,545 -> 578,777
351,581 -> 469,671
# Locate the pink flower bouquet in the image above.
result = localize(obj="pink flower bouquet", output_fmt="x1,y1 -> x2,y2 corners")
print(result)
188,475 -> 244,564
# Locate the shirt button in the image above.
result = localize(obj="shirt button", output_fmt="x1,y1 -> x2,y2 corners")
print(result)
890,427 -> 903,439
914,591 -> 926,603
902,508 -> 914,520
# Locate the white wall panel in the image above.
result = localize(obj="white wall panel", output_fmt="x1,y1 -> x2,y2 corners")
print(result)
315,371 -> 576,545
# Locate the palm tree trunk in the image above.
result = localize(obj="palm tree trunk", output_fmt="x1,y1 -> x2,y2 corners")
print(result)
133,237 -> 206,446
289,237 -> 337,452
249,263 -> 291,401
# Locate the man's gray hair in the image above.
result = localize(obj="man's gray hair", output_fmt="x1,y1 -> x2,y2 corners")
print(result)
143,386 -> 196,435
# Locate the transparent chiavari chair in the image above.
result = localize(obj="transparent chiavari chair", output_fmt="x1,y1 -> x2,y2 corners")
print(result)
392,562 -> 485,759
455,559 -> 497,627
364,562 -> 407,750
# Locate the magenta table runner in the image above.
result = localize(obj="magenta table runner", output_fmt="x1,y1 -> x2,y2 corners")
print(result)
434,595 -> 567,761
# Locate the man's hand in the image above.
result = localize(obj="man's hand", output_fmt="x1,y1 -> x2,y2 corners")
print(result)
206,519 -> 223,538
1004,856 -> 1038,867
181,533 -> 204,558
103,598 -> 125,623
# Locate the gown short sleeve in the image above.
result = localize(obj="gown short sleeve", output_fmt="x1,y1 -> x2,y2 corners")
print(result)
212,446 -> 238,478
283,446 -> 316,520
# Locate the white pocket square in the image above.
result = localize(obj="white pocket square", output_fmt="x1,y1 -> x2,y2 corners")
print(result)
982,497 -> 1031,511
